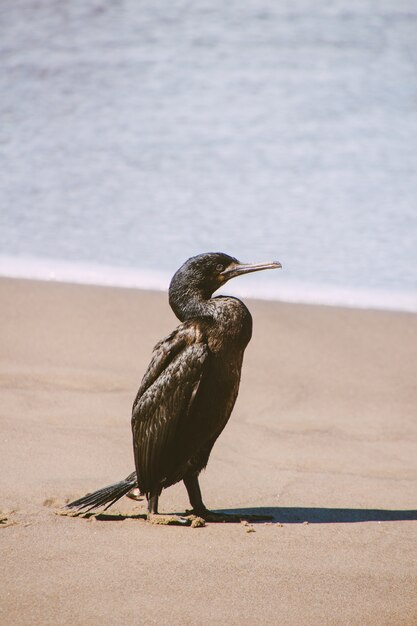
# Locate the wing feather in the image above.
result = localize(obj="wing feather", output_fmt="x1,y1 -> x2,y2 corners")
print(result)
132,321 -> 201,412
131,322 -> 209,496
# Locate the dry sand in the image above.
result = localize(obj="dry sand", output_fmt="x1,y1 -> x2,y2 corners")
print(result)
1,277 -> 416,625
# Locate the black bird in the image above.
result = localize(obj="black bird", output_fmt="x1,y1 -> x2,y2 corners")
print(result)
66,252 -> 281,520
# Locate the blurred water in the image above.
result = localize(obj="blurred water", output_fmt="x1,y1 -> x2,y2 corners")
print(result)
1,1 -> 416,309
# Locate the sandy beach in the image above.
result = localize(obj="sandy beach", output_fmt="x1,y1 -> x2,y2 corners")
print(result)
1,277 -> 416,625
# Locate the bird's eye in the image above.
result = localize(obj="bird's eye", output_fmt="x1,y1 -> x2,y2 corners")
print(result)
216,264 -> 224,272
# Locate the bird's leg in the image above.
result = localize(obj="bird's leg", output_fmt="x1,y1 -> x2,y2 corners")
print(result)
147,491 -> 189,526
183,474 -> 209,517
183,474 -> 264,523
148,493 -> 159,515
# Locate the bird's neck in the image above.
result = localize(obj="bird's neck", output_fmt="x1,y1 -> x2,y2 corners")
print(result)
169,285 -> 214,322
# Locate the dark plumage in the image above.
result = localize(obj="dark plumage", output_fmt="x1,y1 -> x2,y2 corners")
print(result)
66,252 -> 280,518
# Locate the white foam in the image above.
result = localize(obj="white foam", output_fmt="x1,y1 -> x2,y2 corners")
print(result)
225,280 -> 417,313
0,255 -> 416,313
0,255 -> 170,291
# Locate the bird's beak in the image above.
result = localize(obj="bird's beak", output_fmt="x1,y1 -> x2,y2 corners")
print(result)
221,260 -> 282,280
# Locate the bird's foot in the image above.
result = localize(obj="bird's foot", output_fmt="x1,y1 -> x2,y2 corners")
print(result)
186,508 -> 240,523
126,488 -> 143,501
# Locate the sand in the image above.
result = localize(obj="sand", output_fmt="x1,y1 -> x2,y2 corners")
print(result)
1,277 -> 416,625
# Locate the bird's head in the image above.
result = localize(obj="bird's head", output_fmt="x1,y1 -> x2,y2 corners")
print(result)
169,252 -> 281,320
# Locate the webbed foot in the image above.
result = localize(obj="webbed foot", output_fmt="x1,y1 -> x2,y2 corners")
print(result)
126,488 -> 143,501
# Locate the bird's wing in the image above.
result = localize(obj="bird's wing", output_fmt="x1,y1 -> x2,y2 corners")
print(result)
131,322 -> 209,495
132,321 -> 203,410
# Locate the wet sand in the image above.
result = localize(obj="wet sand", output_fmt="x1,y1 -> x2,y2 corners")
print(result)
1,277 -> 416,625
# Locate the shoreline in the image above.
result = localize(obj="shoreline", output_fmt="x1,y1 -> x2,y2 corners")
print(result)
1,276 -> 416,625
1,254 -> 417,313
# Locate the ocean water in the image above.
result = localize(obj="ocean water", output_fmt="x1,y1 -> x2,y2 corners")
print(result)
1,1 -> 416,311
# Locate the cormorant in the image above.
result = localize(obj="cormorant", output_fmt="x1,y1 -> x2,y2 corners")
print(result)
66,252 -> 281,520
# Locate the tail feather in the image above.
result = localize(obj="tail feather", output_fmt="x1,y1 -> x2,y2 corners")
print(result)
66,471 -> 138,513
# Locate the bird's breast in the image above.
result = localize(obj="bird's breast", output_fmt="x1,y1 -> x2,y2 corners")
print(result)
207,296 -> 253,353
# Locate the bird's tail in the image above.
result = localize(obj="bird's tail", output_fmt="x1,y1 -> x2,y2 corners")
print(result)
65,471 -> 138,513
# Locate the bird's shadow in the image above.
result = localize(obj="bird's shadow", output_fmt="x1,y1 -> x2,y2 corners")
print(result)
63,506 -> 417,525
214,506 -> 417,524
